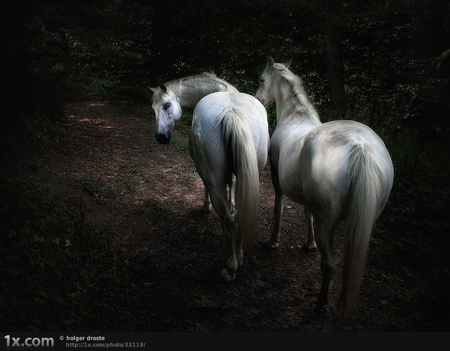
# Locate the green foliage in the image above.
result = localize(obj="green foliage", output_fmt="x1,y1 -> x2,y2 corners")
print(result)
266,104 -> 278,136
0,177 -> 129,331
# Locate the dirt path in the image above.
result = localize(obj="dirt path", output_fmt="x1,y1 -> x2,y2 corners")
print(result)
23,101 -> 396,331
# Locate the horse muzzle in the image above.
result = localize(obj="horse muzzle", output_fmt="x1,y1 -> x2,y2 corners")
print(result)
255,95 -> 266,107
155,133 -> 171,144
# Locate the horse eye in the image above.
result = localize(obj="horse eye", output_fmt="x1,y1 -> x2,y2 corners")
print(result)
163,102 -> 171,110
260,77 -> 265,83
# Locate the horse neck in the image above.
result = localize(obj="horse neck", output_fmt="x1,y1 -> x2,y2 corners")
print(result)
275,82 -> 321,127
171,76 -> 235,108
176,85 -> 207,108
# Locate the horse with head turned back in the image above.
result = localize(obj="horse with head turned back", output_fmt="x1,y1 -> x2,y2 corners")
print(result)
150,73 -> 238,144
150,73 -> 239,212
151,74 -> 270,280
256,57 -> 394,316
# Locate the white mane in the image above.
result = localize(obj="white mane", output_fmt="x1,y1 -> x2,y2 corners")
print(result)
152,73 -> 238,108
274,64 -> 321,124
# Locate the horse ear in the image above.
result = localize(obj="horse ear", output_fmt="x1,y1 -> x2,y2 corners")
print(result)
267,56 -> 274,68
148,87 -> 156,93
159,83 -> 168,93
285,59 -> 293,69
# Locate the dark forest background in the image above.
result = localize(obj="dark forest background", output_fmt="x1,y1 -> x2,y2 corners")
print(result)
1,0 -> 450,331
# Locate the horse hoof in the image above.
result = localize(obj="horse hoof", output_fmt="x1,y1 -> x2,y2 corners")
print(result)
264,240 -> 279,250
200,207 -> 211,214
314,304 -> 329,314
337,300 -> 351,319
314,299 -> 330,314
302,243 -> 317,252
221,268 -> 236,282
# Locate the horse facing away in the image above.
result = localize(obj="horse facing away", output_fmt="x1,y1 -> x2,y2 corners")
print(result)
150,73 -> 239,212
189,91 -> 270,281
256,57 -> 394,316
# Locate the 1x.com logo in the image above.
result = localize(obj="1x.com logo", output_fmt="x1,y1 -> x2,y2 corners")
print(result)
4,335 -> 55,348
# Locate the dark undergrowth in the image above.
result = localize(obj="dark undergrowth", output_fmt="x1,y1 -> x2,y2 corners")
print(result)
0,176 -> 131,331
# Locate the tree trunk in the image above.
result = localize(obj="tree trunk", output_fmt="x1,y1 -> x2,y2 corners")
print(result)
325,0 -> 347,120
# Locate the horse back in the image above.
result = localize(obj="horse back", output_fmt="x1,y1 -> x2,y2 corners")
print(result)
189,92 -> 269,181
192,93 -> 269,160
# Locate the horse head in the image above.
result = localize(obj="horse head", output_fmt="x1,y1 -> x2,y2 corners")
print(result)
255,57 -> 292,107
150,84 -> 182,144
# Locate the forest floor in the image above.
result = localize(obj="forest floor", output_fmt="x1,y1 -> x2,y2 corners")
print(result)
14,101 -> 444,332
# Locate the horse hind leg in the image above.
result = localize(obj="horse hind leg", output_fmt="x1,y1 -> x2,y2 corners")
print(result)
229,174 -> 236,213
266,169 -> 285,249
204,175 -> 236,214
236,223 -> 244,267
313,216 -> 338,313
201,183 -> 212,213
208,186 -> 239,281
302,206 -> 317,251
220,213 -> 238,281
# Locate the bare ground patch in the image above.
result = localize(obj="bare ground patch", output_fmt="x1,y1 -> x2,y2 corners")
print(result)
13,101 -> 423,331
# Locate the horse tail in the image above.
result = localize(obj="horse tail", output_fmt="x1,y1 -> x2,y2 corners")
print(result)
338,141 -> 385,315
220,108 -> 259,244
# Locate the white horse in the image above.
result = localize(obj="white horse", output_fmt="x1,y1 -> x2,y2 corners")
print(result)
151,73 -> 238,144
150,73 -> 239,212
189,92 -> 270,281
255,57 -> 394,315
